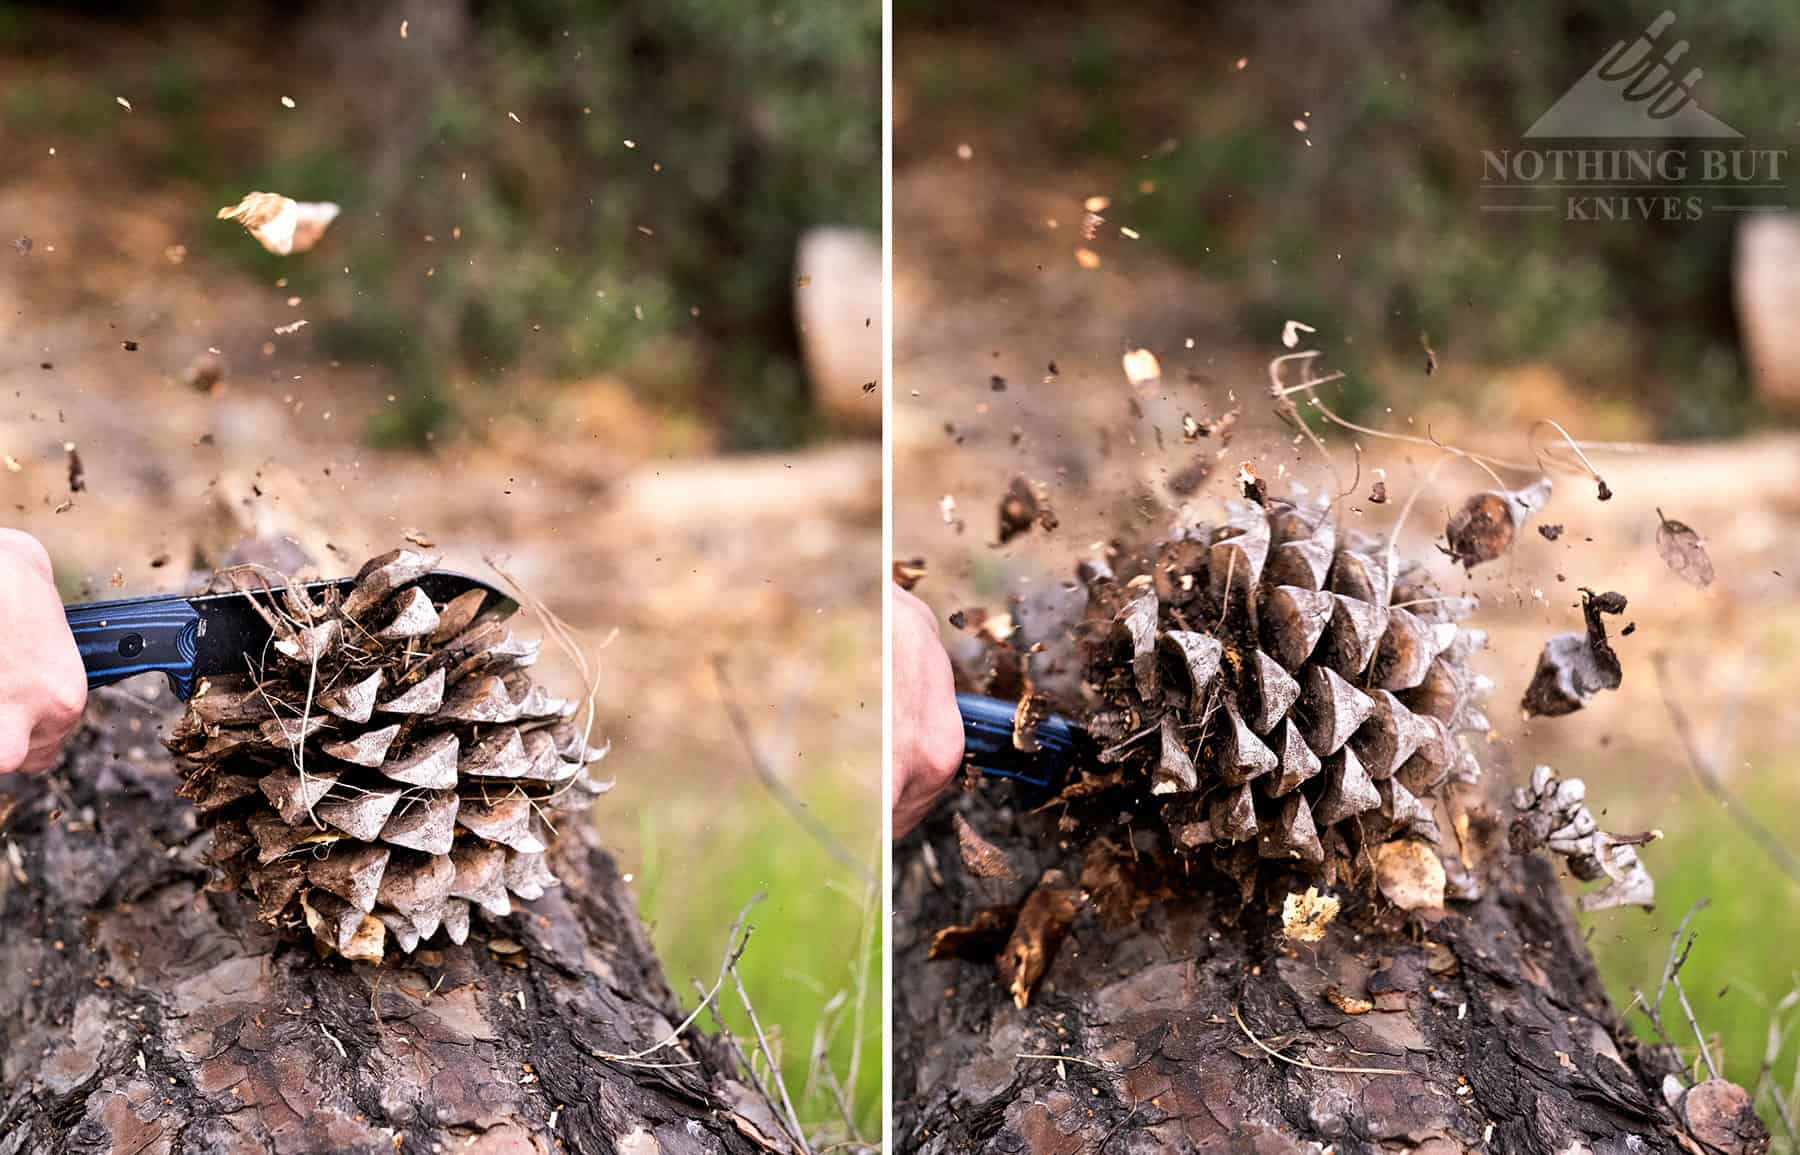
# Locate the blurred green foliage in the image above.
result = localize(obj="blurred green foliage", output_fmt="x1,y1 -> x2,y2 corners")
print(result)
52,0 -> 878,448
1583,774 -> 1800,1107
633,774 -> 881,1141
903,0 -> 1800,436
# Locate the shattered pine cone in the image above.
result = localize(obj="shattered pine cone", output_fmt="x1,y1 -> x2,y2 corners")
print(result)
166,550 -> 610,962
1511,765 -> 1656,911
975,487 -> 1496,897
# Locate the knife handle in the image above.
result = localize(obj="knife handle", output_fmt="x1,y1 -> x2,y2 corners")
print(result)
65,596 -> 202,700
957,692 -> 1083,792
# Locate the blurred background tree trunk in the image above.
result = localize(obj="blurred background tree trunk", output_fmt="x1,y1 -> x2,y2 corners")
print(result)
0,691 -> 793,1155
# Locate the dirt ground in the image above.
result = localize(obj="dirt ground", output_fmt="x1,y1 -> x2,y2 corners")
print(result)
893,79 -> 1800,1090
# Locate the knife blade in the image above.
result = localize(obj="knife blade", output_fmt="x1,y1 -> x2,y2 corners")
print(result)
64,571 -> 516,700
958,691 -> 1092,797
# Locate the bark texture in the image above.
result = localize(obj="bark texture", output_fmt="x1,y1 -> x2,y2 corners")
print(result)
894,787 -> 1696,1155
0,690 -> 790,1155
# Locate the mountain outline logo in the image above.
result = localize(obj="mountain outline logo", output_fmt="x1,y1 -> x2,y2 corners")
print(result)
1526,10 -> 1742,139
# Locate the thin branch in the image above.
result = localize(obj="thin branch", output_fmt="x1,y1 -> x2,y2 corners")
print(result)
731,959 -> 813,1154
1753,989 -> 1800,1150
1674,969 -> 1721,1081
1631,900 -> 1709,1085
1655,902 -> 1707,1023
712,655 -> 875,886
595,896 -> 761,1064
699,982 -> 784,1131
1652,652 -> 1800,886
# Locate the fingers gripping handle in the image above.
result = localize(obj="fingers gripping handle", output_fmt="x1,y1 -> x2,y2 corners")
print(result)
65,596 -> 202,700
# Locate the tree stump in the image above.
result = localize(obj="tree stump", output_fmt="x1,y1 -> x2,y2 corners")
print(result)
894,787 -> 1717,1155
0,689 -> 791,1155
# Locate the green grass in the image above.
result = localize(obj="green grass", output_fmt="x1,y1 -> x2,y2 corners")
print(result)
628,772 -> 881,1143
1582,777 -> 1800,1108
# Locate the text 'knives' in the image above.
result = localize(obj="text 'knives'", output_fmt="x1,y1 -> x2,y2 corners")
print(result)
958,691 -> 1091,796
65,571 -> 515,700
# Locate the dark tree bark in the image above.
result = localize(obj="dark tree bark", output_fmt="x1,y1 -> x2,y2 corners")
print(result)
894,788 -> 1708,1155
0,690 -> 793,1155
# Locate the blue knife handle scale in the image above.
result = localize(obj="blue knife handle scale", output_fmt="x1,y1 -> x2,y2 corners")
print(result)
957,692 -> 1083,792
66,596 -> 202,700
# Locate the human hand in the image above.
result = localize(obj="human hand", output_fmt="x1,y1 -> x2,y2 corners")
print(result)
892,585 -> 963,838
0,529 -> 86,773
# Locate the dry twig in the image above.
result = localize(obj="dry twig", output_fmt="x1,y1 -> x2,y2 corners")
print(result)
713,655 -> 875,886
1231,1005 -> 1409,1076
1652,652 -> 1800,886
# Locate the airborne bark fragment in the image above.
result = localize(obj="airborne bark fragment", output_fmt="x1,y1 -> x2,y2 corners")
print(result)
1522,588 -> 1627,717
995,873 -> 1080,1008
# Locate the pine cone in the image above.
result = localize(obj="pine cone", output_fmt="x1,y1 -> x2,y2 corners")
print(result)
165,550 -> 609,961
1015,488 -> 1493,894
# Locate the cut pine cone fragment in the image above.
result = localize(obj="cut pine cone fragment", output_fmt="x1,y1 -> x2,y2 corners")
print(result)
1017,488 -> 1495,894
167,550 -> 610,962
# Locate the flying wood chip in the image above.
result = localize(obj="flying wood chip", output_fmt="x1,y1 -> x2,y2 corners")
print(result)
953,813 -> 1019,880
1654,508 -> 1715,589
996,477 -> 1048,545
217,192 -> 341,256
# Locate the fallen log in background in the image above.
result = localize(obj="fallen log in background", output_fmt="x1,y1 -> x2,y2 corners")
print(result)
0,690 -> 791,1155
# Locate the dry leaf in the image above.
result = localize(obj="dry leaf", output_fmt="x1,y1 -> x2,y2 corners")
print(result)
1280,886 -> 1339,944
1374,839 -> 1447,911
217,192 -> 341,256
996,873 -> 1080,1008
1655,508 -> 1715,589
